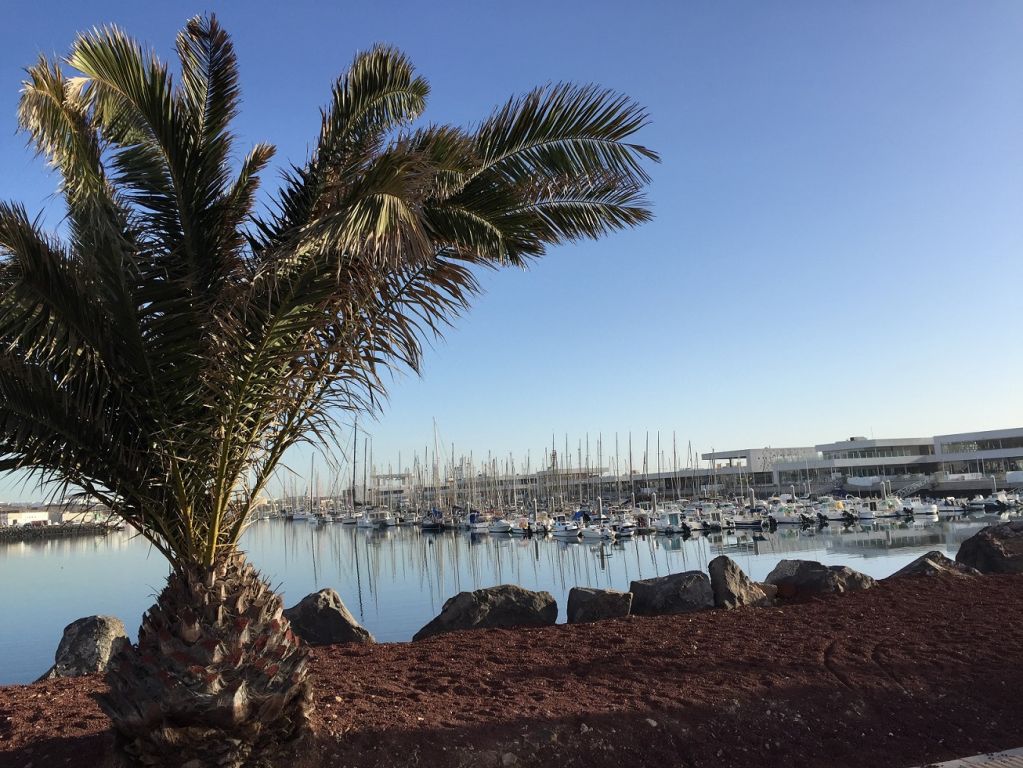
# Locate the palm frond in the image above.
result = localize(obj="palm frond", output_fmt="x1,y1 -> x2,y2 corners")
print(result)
0,18 -> 656,572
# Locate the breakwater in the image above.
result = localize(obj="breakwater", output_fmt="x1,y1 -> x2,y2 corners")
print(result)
0,523 -> 113,544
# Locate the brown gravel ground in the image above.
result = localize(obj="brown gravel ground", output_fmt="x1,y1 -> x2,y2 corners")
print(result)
1,573 -> 1021,768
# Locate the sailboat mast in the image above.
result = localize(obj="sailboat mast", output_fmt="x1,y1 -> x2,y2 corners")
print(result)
628,432 -> 633,500
351,419 -> 358,509
673,431 -> 679,502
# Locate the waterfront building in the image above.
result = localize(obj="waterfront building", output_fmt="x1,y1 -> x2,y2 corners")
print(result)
0,509 -> 49,526
773,427 -> 1023,497
363,426 -> 1023,506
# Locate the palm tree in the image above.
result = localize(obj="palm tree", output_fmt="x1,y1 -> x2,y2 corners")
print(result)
0,15 -> 656,767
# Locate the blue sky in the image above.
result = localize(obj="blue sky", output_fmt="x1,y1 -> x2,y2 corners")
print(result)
1,1 -> 1021,498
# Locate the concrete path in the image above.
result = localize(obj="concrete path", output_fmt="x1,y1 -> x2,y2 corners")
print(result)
920,748 -> 1023,767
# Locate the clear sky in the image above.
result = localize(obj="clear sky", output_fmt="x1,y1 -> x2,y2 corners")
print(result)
1,1 -> 1021,499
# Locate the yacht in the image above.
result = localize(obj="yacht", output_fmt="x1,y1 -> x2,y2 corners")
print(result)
551,514 -> 580,538
814,498 -> 856,525
652,509 -> 689,535
489,518 -> 513,534
419,509 -> 444,531
610,513 -> 638,537
509,516 -> 535,535
463,510 -> 490,532
686,503 -> 726,531
355,508 -> 395,528
579,523 -> 615,540
533,511 -> 554,534
901,498 -> 939,518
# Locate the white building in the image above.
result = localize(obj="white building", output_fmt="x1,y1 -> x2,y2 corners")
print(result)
773,427 -> 1023,495
0,509 -> 50,526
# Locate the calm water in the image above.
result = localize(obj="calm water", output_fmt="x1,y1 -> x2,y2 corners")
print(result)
0,518 -> 991,685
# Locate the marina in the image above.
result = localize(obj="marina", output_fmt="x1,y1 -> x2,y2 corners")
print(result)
358,426 -> 1023,511
0,512 -> 1001,685
0,3 -> 1020,767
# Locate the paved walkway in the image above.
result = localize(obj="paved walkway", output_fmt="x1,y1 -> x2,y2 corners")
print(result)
921,748 -> 1023,767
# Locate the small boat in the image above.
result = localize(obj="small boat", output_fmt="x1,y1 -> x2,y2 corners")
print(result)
610,513 -> 638,537
465,511 -> 490,532
355,508 -> 394,528
579,523 -> 615,540
724,509 -> 766,529
970,492 -> 1014,512
766,503 -> 815,526
419,509 -> 444,531
688,503 -> 726,531
936,497 -> 967,516
902,498 -> 938,518
509,517 -> 535,535
489,518 -> 513,534
814,498 -> 857,525
551,514 -> 580,538
652,510 -> 689,535
533,512 -> 554,534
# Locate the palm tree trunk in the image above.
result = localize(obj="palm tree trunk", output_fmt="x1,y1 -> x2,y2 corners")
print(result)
100,552 -> 312,767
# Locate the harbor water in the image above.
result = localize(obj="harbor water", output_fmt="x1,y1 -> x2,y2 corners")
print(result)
0,517 -> 993,685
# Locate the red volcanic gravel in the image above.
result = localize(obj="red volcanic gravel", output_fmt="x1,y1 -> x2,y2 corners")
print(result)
2,573 -> 1022,768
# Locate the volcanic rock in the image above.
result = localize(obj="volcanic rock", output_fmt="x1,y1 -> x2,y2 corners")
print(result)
38,615 -> 129,681
414,584 -> 557,640
708,556 -> 772,608
887,550 -> 980,579
765,559 -> 876,599
629,571 -> 713,616
567,587 -> 633,623
284,588 -> 374,646
956,521 -> 1023,574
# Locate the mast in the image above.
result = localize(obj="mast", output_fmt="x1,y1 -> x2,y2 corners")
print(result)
615,432 -> 620,502
673,431 -> 680,502
362,437 -> 368,508
628,432 -> 634,502
351,418 -> 358,509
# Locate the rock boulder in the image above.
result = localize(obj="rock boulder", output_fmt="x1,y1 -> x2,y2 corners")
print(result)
413,585 -> 557,641
887,551 -> 980,580
283,588 -> 374,646
956,521 -> 1023,574
757,582 -> 779,601
708,556 -> 772,609
765,559 -> 876,599
38,615 -> 129,681
567,587 -> 633,623
629,571 -> 713,616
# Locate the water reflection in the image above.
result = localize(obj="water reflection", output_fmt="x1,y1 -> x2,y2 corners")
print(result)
0,518 -> 994,685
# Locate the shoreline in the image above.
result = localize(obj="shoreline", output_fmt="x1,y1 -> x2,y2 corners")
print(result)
1,573 -> 1021,767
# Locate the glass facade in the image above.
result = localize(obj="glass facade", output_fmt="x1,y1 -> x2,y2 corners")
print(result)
940,437 -> 1023,454
823,445 -> 933,459
942,458 -> 1023,474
